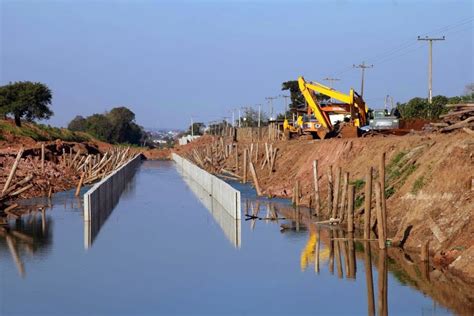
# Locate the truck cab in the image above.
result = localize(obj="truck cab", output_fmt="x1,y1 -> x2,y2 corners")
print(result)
369,109 -> 400,130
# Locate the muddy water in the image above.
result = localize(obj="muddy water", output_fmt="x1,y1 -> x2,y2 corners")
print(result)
0,160 -> 470,315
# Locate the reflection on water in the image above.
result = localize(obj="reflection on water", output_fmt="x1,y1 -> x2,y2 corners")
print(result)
84,167 -> 139,249
0,206 -> 53,277
177,168 -> 241,248
1,162 -> 472,315
241,197 -> 472,315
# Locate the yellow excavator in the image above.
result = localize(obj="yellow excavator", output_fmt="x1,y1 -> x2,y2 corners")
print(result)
284,76 -> 368,139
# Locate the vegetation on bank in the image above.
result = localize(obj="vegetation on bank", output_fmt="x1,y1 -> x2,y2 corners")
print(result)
0,81 -> 149,146
67,107 -> 148,145
0,119 -> 91,142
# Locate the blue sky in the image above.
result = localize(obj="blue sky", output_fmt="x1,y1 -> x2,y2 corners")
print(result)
1,0 -> 473,129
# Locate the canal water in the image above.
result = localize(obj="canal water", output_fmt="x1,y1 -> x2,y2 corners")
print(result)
0,161 -> 464,315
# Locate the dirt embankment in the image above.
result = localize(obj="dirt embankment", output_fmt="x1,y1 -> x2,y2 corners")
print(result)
176,132 -> 474,282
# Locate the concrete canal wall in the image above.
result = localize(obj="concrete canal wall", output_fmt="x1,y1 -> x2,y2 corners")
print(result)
83,154 -> 142,226
172,153 -> 241,219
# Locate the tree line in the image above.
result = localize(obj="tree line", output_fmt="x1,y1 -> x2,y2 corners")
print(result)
0,81 -> 147,145
68,107 -> 147,145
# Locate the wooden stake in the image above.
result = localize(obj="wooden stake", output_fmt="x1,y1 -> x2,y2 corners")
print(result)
295,180 -> 300,206
380,153 -> 387,237
312,160 -> 320,216
75,171 -> 86,197
347,185 -> 355,233
339,172 -> 349,221
364,166 -> 373,239
41,143 -> 45,174
243,149 -> 248,183
249,162 -> 262,196
2,148 -> 24,195
235,144 -> 239,173
332,167 -> 341,219
375,182 -> 386,249
421,241 -> 429,262
327,166 -> 333,216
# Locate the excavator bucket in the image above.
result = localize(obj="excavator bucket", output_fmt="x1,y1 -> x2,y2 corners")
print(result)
316,129 -> 329,140
339,125 -> 360,138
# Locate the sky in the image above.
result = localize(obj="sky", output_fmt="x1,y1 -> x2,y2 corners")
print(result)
1,0 -> 473,129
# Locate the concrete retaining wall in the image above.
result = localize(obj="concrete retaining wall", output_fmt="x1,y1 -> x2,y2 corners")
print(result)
172,153 -> 241,219
83,154 -> 142,224
178,135 -> 201,145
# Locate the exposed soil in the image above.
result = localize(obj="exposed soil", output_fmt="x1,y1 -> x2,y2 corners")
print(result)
176,131 -> 474,283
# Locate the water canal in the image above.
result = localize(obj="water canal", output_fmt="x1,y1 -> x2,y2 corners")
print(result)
1,160 -> 468,315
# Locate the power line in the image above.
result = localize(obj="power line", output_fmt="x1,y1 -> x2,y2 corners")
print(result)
330,16 -> 472,78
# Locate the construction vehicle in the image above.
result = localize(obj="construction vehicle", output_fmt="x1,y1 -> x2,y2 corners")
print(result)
284,76 -> 368,139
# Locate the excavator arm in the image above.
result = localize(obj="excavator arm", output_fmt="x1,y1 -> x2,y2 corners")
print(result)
298,77 -> 333,130
298,76 -> 368,127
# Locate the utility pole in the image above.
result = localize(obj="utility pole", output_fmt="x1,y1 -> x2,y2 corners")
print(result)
322,77 -> 340,89
265,96 -> 278,121
232,110 -> 235,127
417,35 -> 445,104
322,78 -> 340,102
190,116 -> 194,137
238,109 -> 241,128
353,62 -> 373,98
279,95 -> 290,118
256,104 -> 262,128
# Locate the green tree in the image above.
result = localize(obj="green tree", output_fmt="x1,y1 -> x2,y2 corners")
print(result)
281,81 -> 305,113
241,106 -> 267,127
106,107 -> 138,143
85,114 -> 114,141
397,96 -> 449,120
188,122 -> 205,135
281,80 -> 330,118
67,115 -> 88,131
0,81 -> 53,126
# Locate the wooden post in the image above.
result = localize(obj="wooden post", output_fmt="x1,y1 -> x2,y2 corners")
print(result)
312,160 -> 320,216
327,166 -> 333,217
375,182 -> 386,249
243,149 -> 248,183
364,166 -> 373,239
2,148 -> 24,195
364,241 -> 376,316
380,153 -> 387,237
332,167 -> 341,219
249,162 -> 262,196
235,144 -> 239,173
75,171 -> 86,197
295,180 -> 300,206
421,241 -> 430,262
48,182 -> 53,198
338,172 -> 349,221
255,143 -> 258,163
347,185 -> 355,233
41,143 -> 45,174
